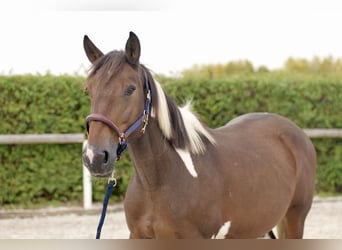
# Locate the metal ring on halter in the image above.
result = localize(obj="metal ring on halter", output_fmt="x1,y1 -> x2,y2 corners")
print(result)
108,171 -> 117,187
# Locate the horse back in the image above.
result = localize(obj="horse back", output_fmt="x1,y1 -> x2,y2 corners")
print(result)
219,112 -> 316,190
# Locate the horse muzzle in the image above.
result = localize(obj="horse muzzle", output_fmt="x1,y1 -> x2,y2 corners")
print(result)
82,142 -> 117,177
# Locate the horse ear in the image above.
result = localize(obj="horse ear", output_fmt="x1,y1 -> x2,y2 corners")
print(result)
125,31 -> 141,65
83,35 -> 104,64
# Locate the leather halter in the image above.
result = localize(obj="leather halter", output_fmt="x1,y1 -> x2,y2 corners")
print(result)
85,72 -> 151,160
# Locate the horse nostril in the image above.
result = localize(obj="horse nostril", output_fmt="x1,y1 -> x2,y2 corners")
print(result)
103,150 -> 109,164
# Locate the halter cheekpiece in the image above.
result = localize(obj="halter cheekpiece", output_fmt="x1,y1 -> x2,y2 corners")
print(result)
85,71 -> 151,161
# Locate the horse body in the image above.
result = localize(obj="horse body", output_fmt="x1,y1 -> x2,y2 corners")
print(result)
82,32 -> 316,239
124,113 -> 315,238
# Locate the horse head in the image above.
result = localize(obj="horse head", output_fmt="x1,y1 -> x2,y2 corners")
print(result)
82,32 -> 149,177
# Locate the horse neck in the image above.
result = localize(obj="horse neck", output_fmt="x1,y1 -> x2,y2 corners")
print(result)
128,118 -> 176,189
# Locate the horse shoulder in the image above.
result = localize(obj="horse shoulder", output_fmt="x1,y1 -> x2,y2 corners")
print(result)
124,175 -> 155,238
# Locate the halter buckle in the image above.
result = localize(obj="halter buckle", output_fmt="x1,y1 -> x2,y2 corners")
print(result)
141,89 -> 151,133
119,133 -> 125,144
116,134 -> 128,161
141,113 -> 149,133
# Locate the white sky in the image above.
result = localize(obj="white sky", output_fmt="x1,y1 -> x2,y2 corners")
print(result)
1,0 -> 342,75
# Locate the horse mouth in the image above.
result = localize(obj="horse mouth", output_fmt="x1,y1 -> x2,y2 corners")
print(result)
82,142 -> 117,178
82,151 -> 116,178
83,159 -> 115,178
92,171 -> 114,178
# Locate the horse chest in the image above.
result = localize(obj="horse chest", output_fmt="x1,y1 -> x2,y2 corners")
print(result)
125,191 -> 186,238
125,186 -> 224,238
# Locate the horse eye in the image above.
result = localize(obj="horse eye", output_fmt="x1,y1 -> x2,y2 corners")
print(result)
125,85 -> 136,96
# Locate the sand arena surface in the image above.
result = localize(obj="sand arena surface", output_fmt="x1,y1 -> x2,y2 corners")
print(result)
0,197 -> 341,239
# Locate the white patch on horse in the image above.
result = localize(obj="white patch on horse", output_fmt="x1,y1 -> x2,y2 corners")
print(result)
211,221 -> 231,239
86,147 -> 95,164
178,103 -> 216,154
175,147 -> 198,178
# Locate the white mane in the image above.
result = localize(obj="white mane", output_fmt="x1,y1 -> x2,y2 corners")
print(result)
151,80 -> 216,154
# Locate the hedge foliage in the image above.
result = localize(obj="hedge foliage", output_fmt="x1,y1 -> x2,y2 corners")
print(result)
0,75 -> 131,208
161,72 -> 342,194
0,72 -> 342,208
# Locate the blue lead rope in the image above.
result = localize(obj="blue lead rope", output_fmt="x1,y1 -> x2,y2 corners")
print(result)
96,179 -> 116,239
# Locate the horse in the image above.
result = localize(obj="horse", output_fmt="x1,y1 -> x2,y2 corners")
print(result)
82,32 -> 316,239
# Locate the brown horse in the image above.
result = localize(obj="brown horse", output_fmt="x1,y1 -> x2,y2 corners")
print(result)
82,32 -> 316,239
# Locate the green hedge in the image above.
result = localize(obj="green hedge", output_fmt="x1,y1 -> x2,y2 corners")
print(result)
161,72 -> 342,195
0,75 -> 132,208
0,73 -> 341,208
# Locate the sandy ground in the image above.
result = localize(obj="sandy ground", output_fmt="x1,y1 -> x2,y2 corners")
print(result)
0,197 -> 341,239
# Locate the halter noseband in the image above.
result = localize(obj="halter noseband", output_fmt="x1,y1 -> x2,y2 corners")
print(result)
85,72 -> 151,161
